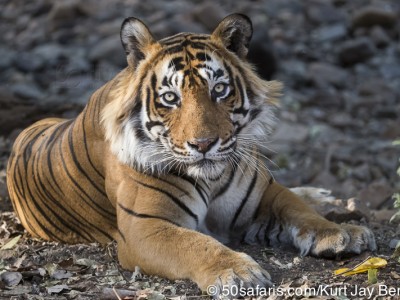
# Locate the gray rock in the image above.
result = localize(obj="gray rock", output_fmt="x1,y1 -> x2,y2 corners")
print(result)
312,23 -> 347,42
357,179 -> 394,209
351,163 -> 371,182
372,209 -> 396,222
155,14 -> 205,37
346,198 -> 371,220
14,52 -> 45,72
95,61 -> 121,83
1,271 -> 22,287
309,62 -> 348,88
357,78 -> 396,105
337,37 -> 376,65
271,122 -> 309,144
12,83 -> 45,101
0,47 -> 15,69
352,6 -> 397,28
88,35 -> 126,67
191,1 -> 227,31
328,112 -> 361,129
280,60 -> 308,86
389,239 -> 400,249
379,63 -> 400,80
305,0 -> 345,25
47,1 -> 87,30
65,55 -> 91,75
370,26 -> 391,47
0,171 -> 8,201
32,43 -> 66,67
308,89 -> 344,108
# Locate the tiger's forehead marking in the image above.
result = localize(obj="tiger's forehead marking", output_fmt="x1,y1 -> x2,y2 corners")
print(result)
155,34 -> 229,90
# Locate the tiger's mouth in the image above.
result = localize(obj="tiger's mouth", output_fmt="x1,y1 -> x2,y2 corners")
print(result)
190,158 -> 216,168
186,157 -> 227,179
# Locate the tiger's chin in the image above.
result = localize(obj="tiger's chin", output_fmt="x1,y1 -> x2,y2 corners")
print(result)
186,159 -> 227,180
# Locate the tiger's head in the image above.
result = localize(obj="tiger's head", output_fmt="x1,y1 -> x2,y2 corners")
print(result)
102,14 -> 281,180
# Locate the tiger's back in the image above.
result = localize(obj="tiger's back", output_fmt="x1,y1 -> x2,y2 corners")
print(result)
7,84 -> 118,244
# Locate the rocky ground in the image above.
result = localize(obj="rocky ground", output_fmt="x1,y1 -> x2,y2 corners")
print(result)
0,0 -> 400,299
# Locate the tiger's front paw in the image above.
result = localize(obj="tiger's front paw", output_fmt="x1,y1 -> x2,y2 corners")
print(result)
200,252 -> 272,298
292,223 -> 376,258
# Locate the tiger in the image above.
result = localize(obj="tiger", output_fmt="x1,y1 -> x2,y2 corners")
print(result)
7,14 -> 376,293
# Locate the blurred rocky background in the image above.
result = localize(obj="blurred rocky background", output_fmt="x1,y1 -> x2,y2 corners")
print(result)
0,0 -> 399,213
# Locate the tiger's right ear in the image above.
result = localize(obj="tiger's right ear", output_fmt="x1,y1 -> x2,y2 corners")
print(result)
120,17 -> 156,68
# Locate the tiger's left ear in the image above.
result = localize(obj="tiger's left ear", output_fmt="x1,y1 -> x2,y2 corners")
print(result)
211,14 -> 253,59
120,17 -> 156,68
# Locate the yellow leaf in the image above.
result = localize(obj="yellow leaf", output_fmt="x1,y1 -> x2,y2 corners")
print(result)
334,257 -> 387,276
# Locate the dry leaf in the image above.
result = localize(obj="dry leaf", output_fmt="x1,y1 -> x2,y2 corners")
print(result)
1,235 -> 21,250
52,269 -> 73,280
334,257 -> 387,276
270,257 -> 293,269
390,271 -> 400,279
47,284 -> 70,294
12,254 -> 26,269
75,258 -> 95,268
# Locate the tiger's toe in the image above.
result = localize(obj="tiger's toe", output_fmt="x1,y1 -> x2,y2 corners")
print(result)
292,223 -> 376,258
202,252 -> 272,297
340,223 -> 377,254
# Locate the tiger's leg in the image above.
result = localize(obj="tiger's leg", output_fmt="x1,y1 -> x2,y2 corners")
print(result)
115,180 -> 272,293
247,181 -> 376,257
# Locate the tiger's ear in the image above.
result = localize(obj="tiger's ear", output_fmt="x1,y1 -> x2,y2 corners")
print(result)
120,17 -> 156,68
211,14 -> 253,59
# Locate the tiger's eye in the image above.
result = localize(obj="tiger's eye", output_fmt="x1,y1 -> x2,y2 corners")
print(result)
162,92 -> 178,104
214,83 -> 226,93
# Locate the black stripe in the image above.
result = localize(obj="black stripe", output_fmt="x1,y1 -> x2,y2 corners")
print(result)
31,140 -> 89,240
168,57 -> 185,70
249,108 -> 261,121
118,229 -> 126,242
46,121 -> 72,197
22,127 -> 48,171
82,100 -> 105,180
145,120 -> 163,132
67,125 -> 108,198
91,87 -> 106,131
213,168 -> 235,200
118,203 -> 181,227
264,214 -> 276,246
59,131 -> 115,221
164,45 -> 184,55
178,175 -> 209,208
230,171 -> 258,230
190,36 -> 209,41
196,52 -> 211,62
11,157 -> 39,237
22,151 -> 68,242
214,68 -> 224,79
35,138 -> 97,241
133,179 -> 199,225
234,76 -> 248,117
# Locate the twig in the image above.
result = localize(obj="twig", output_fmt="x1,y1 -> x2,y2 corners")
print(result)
333,255 -> 371,277
113,286 -> 122,300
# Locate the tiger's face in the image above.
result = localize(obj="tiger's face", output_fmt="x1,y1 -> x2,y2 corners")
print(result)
103,15 -> 281,180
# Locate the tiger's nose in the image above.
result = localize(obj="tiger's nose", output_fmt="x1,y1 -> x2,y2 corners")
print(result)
187,137 -> 218,154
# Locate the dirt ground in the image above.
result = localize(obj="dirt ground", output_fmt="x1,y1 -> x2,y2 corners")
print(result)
1,199 -> 400,299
